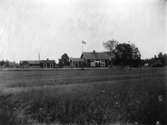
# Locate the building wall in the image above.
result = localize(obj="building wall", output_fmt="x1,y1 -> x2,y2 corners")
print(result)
82,59 -> 109,67
20,60 -> 56,68
70,61 -> 84,68
41,62 -> 55,68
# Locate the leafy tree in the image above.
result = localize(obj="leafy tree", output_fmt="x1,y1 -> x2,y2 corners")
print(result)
0,60 -> 5,66
0,60 -> 10,67
58,53 -> 70,66
103,39 -> 119,66
130,43 -> 141,60
150,52 -> 167,67
114,43 -> 141,66
158,52 -> 167,66
130,43 -> 141,66
103,39 -> 118,53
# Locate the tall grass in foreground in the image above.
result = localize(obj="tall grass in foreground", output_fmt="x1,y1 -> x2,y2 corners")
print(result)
0,77 -> 166,125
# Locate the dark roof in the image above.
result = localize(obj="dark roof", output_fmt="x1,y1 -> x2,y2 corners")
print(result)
20,60 -> 40,65
70,58 -> 84,62
40,60 -> 55,63
20,60 -> 55,64
81,51 -> 115,60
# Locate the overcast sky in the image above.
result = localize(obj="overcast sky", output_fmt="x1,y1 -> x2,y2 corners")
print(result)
0,0 -> 166,62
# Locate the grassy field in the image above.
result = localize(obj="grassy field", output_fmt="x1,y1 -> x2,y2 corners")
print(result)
0,67 -> 166,125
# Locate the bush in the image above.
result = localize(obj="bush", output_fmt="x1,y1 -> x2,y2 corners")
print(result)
151,60 -> 163,67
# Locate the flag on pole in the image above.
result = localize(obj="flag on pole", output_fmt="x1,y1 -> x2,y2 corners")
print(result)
82,41 -> 86,44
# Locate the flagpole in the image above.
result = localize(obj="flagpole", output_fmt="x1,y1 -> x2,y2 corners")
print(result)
82,43 -> 83,53
82,40 -> 86,54
38,52 -> 40,61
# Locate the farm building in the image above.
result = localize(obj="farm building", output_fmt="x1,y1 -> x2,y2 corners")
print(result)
20,59 -> 56,68
70,50 -> 115,67
81,51 -> 115,67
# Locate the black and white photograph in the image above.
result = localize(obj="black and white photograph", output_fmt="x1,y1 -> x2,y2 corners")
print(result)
0,0 -> 166,125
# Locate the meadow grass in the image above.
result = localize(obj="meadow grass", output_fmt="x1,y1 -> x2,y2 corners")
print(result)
0,67 -> 166,125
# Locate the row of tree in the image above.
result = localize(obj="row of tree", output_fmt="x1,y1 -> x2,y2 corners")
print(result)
58,39 -> 166,67
142,52 -> 167,67
0,40 -> 166,68
0,60 -> 18,68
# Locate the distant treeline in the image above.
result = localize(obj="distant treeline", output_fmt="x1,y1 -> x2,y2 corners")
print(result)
0,41 -> 167,68
0,60 -> 19,68
141,52 -> 167,67
0,53 -> 166,68
58,40 -> 167,68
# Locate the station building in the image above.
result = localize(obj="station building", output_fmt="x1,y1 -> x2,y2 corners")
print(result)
70,50 -> 115,67
20,59 -> 56,68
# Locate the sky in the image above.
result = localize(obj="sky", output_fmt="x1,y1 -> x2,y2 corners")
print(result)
0,0 -> 166,62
